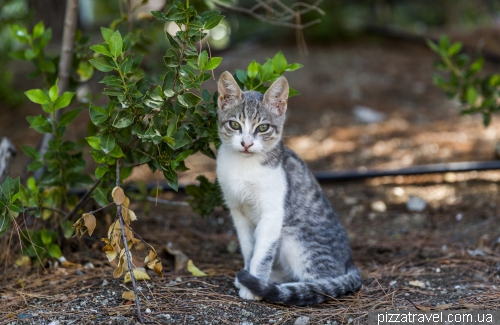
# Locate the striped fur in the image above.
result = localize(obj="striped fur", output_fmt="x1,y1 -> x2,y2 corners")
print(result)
216,72 -> 362,305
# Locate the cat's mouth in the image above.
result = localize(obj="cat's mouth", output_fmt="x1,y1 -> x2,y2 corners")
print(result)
241,149 -> 254,155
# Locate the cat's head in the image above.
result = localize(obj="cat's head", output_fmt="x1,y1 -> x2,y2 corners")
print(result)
217,71 -> 289,157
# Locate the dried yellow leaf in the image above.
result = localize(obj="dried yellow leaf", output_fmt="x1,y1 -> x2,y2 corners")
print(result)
83,213 -> 96,236
112,186 -> 125,205
60,261 -> 82,268
122,196 -> 130,208
187,259 -> 208,277
144,246 -> 157,264
153,260 -> 163,278
122,290 -> 135,301
128,209 -> 137,221
124,269 -> 151,284
14,255 -> 31,268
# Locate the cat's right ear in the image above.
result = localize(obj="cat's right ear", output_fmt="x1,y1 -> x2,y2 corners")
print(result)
218,71 -> 242,111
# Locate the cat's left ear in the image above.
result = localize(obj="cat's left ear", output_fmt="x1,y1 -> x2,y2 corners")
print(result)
263,76 -> 289,116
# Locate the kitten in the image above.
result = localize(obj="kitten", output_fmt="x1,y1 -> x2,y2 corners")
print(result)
216,71 -> 361,305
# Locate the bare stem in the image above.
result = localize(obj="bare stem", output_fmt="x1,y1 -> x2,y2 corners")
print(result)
116,159 -> 144,323
62,179 -> 101,223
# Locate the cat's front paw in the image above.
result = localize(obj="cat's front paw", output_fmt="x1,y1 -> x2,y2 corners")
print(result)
239,286 -> 263,301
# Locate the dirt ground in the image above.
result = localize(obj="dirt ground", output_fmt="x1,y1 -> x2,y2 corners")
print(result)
2,30 -> 500,324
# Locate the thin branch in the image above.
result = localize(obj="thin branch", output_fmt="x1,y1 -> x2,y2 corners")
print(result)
213,0 -> 324,30
146,196 -> 189,206
25,206 -> 67,216
62,179 -> 101,223
116,159 -> 144,323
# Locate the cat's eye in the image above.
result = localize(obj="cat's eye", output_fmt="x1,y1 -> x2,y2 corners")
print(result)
257,124 -> 269,132
229,121 -> 241,130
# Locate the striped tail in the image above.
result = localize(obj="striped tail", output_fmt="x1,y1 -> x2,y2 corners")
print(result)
236,269 -> 362,306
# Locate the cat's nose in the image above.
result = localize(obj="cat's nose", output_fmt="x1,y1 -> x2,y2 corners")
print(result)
240,141 -> 253,149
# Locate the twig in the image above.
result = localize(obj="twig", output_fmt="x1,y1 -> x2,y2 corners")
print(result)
213,0 -> 323,30
0,137 -> 16,183
62,179 -> 101,223
116,159 -> 144,323
146,196 -> 189,206
34,0 -> 79,180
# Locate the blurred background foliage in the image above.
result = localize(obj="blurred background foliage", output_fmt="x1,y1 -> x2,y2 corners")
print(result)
2,0 -> 500,108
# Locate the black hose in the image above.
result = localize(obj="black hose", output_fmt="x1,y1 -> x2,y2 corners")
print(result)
69,160 -> 500,196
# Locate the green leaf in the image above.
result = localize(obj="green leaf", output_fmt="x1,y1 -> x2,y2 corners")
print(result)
61,220 -> 74,239
483,113 -> 491,127
466,86 -> 477,106
199,50 -> 208,70
247,60 -> 259,79
151,11 -> 167,20
120,166 -> 133,181
89,57 -> 115,72
54,91 -> 75,110
470,58 -> 484,74
272,51 -> 288,74
109,144 -> 124,158
10,24 -> 30,42
86,136 -> 101,150
90,105 -> 108,125
235,69 -> 247,84
205,57 -> 222,70
289,87 -> 300,97
41,228 -> 52,245
100,132 -> 116,154
1,176 -> 19,203
101,27 -> 114,43
59,108 -> 82,127
172,130 -> 192,149
260,59 -> 274,81
202,89 -> 211,103
162,136 -> 175,146
90,44 -> 112,57
21,145 -> 40,160
0,213 -> 12,236
204,15 -> 224,30
448,42 -> 462,56
33,21 -> 45,39
92,186 -> 109,206
285,63 -> 303,72
26,115 -> 52,133
95,166 -> 108,179
112,110 -> 134,128
175,150 -> 192,162
48,244 -> 62,258
25,89 -> 50,105
178,92 -> 202,107
49,83 -> 59,102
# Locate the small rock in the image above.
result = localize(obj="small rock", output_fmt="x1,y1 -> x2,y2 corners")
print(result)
17,313 -> 33,319
435,268 -> 441,273
406,196 -> 426,212
48,321 -> 60,325
468,248 -> 487,257
455,213 -> 463,221
409,280 -> 425,288
227,240 -> 238,254
344,197 -> 358,205
392,187 -> 405,197
75,269 -> 83,276
353,106 -> 386,124
389,280 -> 397,286
102,280 -> 109,286
294,316 -> 310,325
175,277 -> 182,282
146,308 -> 151,313
217,217 -> 225,225
371,200 -> 386,212
83,262 -> 94,269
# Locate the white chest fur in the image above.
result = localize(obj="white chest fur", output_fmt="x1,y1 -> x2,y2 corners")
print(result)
216,145 -> 287,225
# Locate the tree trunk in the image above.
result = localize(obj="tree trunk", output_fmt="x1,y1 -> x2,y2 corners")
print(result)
0,137 -> 16,183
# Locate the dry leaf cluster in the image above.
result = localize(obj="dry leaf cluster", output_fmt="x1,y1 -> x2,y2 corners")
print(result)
72,186 -> 163,292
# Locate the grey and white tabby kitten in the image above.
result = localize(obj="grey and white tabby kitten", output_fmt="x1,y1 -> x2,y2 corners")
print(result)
216,71 -> 361,305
